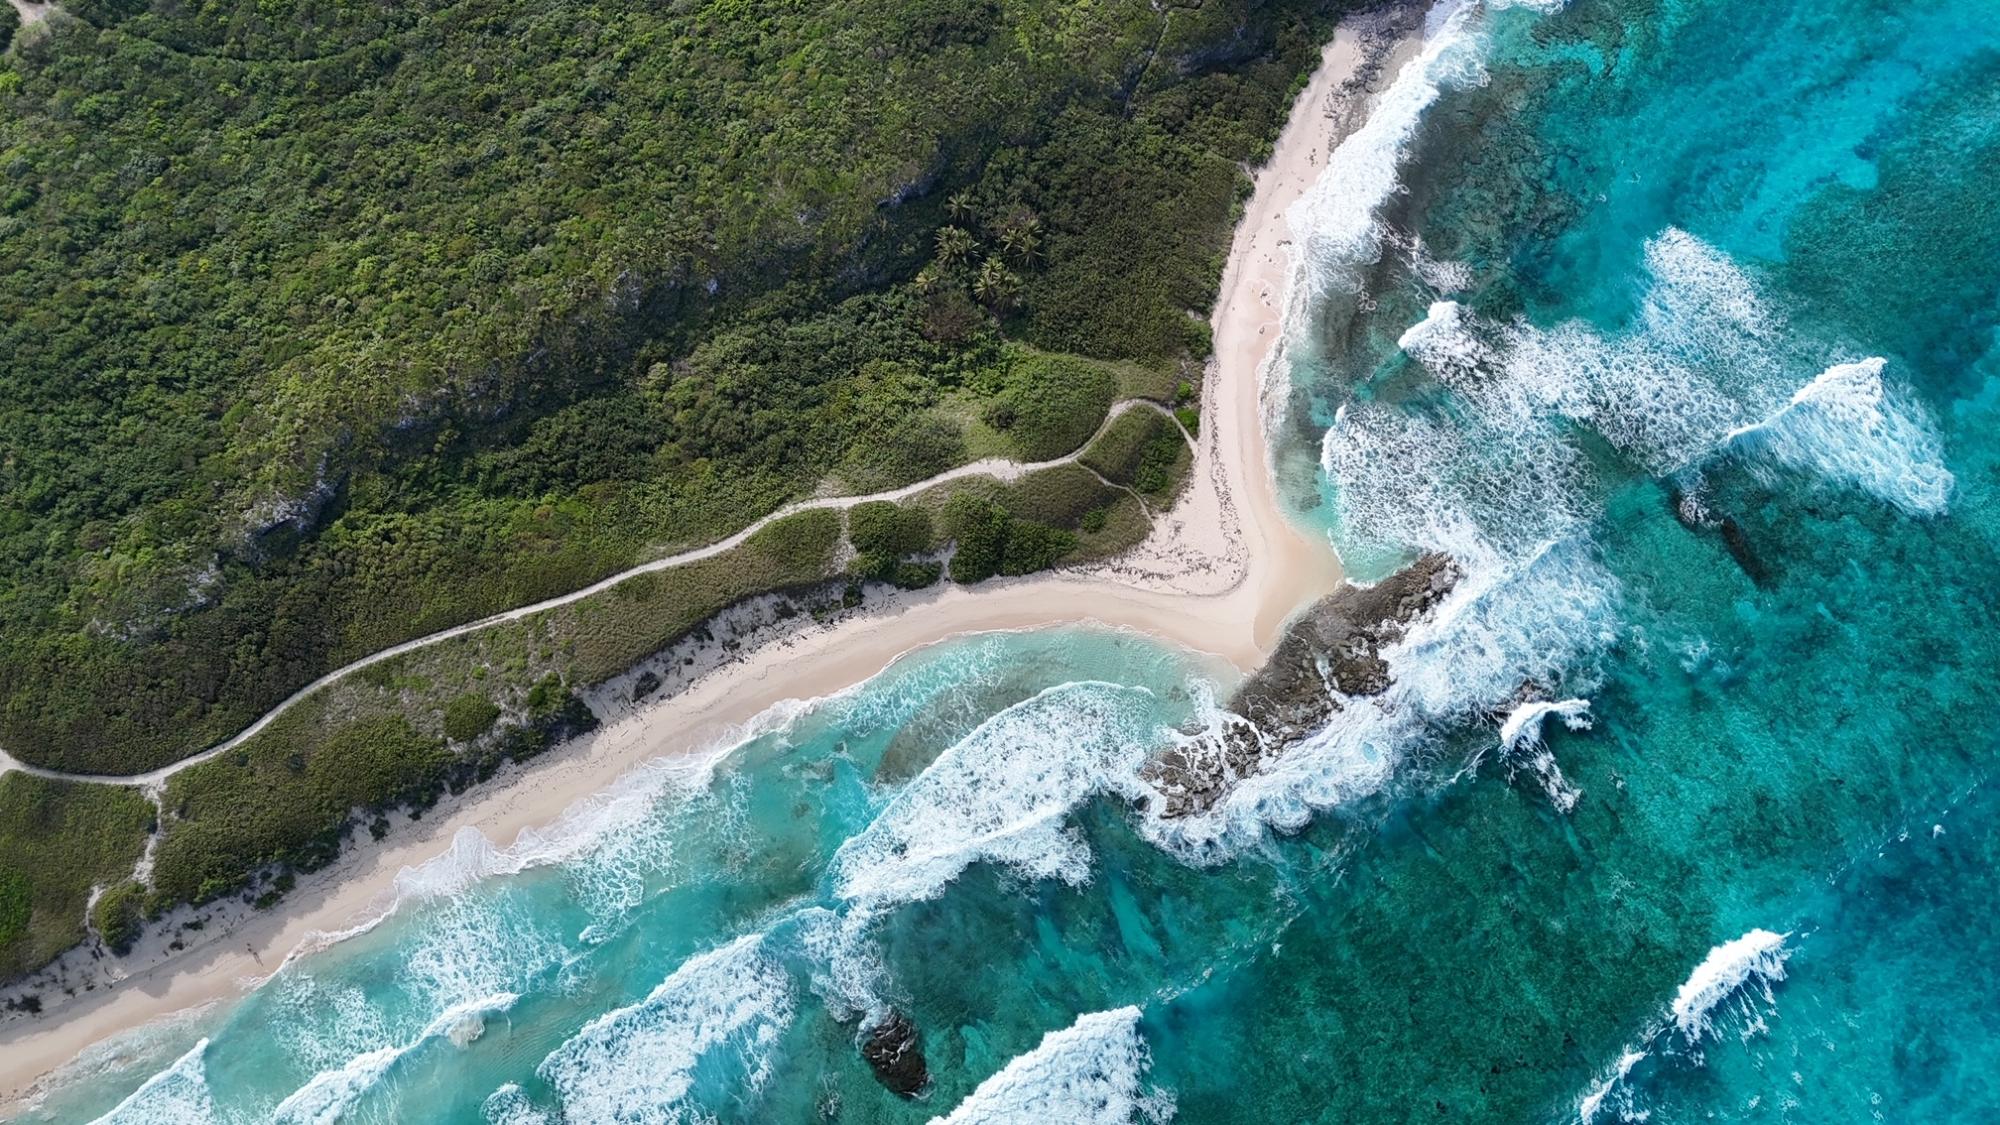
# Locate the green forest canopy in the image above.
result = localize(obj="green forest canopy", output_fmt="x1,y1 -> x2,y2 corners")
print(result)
0,0 -> 1341,774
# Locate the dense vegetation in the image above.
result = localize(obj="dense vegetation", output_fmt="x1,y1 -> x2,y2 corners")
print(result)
0,0 -> 1339,776
0,0 -> 1340,980
1081,407 -> 1194,496
0,774 -> 152,977
0,392 -> 1184,976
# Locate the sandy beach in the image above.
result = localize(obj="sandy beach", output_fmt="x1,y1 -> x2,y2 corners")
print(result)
0,17 -> 1408,1107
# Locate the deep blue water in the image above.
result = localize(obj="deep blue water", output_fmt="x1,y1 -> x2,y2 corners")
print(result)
24,0 -> 2000,1120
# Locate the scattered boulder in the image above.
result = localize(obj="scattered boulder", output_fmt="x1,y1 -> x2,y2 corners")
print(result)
861,1009 -> 930,1098
630,670 -> 662,703
1668,486 -> 1775,588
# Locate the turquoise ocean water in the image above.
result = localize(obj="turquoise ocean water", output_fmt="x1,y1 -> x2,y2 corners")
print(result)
25,0 -> 2000,1119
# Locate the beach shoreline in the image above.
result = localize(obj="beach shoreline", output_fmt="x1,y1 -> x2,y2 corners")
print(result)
0,15 -> 1411,1107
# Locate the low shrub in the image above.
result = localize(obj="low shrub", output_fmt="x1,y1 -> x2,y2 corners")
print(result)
92,880 -> 146,955
441,693 -> 502,743
978,349 -> 1117,461
849,502 -> 937,581
941,494 -> 1076,583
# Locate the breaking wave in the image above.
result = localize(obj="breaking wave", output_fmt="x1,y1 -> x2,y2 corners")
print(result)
88,1039 -> 216,1125
832,680 -> 1167,906
1496,698 -> 1591,812
270,992 -> 517,1125
1380,230 -> 1953,522
1670,928 -> 1792,1041
928,1007 -> 1169,1125
1572,929 -> 1795,1122
1728,357 -> 1955,515
536,933 -> 796,1124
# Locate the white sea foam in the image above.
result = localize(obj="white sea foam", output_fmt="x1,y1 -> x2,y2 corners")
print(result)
833,681 -> 1165,906
1284,0 -> 1490,303
928,1007 -> 1167,1125
1729,357 -> 1954,515
1149,538 -> 1618,857
538,934 -> 796,1124
271,992 -> 518,1125
482,1082 -> 554,1125
1671,928 -> 1791,1040
1576,1048 -> 1647,1124
1496,698 -> 1591,811
89,1038 -> 217,1125
271,978 -> 394,1086
1266,0 -> 1522,422
814,681 -> 1168,1016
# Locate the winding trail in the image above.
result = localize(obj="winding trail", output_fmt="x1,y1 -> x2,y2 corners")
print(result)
0,20 -> 1400,1105
0,401 -> 1178,790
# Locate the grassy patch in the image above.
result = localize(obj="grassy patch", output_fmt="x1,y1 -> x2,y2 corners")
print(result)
975,348 -> 1119,462
0,775 -> 152,978
550,508 -> 842,684
1081,408 -> 1192,496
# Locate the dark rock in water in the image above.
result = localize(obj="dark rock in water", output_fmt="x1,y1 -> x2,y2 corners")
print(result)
1717,516 -> 1775,588
1141,553 -> 1459,819
861,1009 -> 929,1098
1667,485 -> 1775,588
630,670 -> 662,703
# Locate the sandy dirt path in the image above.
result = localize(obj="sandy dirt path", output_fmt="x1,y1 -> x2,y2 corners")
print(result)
0,18 -> 1410,1105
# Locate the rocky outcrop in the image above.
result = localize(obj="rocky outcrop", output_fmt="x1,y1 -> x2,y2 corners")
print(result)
1669,487 -> 1775,588
861,1009 -> 930,1098
1142,553 -> 1458,819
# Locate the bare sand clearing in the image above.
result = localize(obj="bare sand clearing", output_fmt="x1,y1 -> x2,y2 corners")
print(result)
0,22 -> 1401,1104
4,0 -> 53,27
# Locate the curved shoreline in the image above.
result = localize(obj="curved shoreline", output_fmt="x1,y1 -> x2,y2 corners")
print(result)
0,21 -> 1390,1107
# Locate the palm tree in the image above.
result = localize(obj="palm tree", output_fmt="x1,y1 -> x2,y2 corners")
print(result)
972,257 -> 1020,310
998,225 -> 1040,263
946,190 -> 975,221
934,225 -> 976,266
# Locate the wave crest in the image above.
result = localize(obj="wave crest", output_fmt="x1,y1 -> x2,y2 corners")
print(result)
929,1007 -> 1169,1125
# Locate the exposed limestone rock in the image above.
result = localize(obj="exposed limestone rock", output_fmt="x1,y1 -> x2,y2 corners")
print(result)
861,1009 -> 930,1098
1141,553 -> 1458,819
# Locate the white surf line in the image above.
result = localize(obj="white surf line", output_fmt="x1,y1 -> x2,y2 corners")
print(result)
0,401 -> 1183,791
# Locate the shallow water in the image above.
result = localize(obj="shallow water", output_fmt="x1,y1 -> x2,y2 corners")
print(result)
26,0 -> 2000,1120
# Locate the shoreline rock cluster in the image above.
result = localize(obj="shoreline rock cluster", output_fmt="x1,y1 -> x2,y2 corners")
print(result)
1142,552 -> 1459,819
